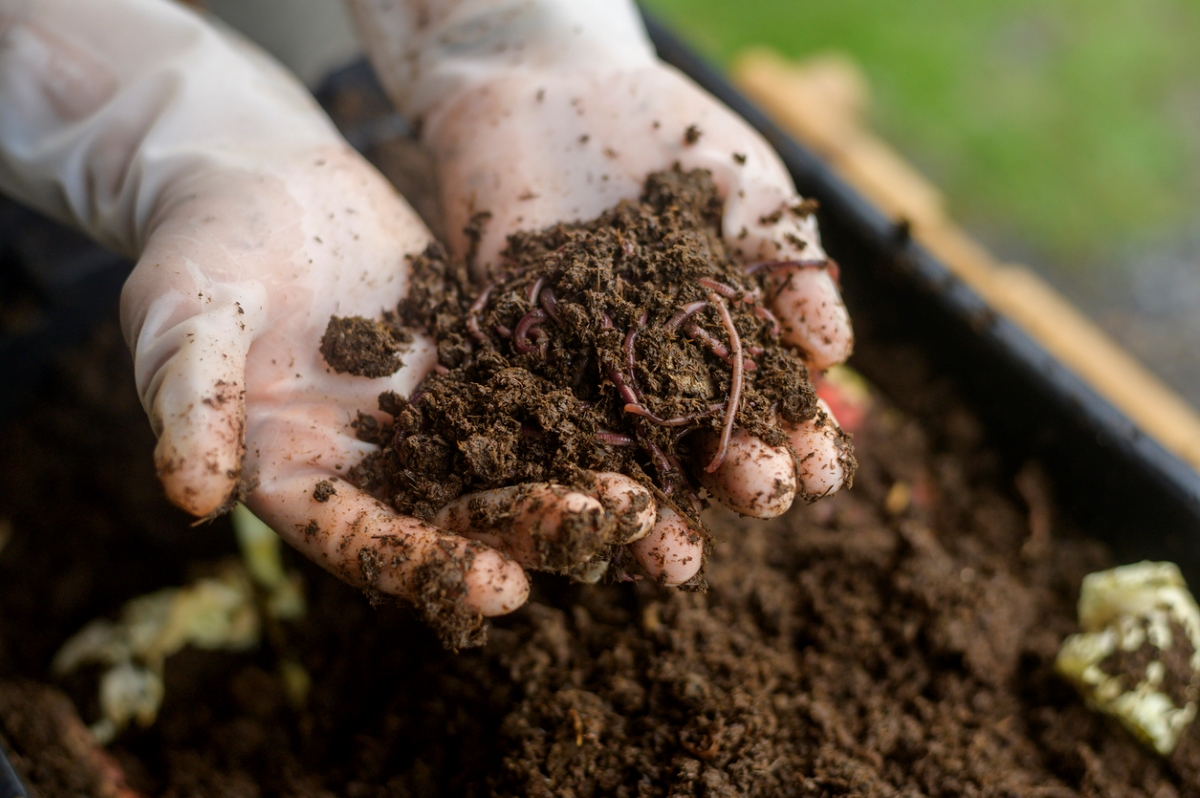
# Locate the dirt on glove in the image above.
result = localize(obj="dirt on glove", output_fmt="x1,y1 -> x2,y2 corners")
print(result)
329,169 -> 848,575
1,320 -> 1199,796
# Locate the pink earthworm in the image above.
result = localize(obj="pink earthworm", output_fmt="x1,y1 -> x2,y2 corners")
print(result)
753,306 -> 781,338
623,402 -> 725,427
697,277 -> 742,300
625,310 -> 648,393
683,323 -> 757,371
743,258 -> 839,284
595,431 -> 637,447
705,293 -> 743,474
527,275 -> 546,304
539,286 -> 562,322
466,283 -> 496,343
513,309 -> 548,354
665,300 -> 710,333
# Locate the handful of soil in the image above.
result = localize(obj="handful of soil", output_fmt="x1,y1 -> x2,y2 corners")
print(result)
330,168 -> 846,578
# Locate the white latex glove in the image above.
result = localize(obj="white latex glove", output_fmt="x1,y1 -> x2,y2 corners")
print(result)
0,0 -> 667,643
348,0 -> 856,584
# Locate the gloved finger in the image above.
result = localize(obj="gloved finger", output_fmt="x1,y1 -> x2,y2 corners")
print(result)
784,398 -> 853,500
122,267 -> 266,517
581,472 -> 656,544
255,476 -> 529,620
245,419 -> 529,621
242,390 -> 530,619
433,483 -> 613,573
629,507 -> 703,586
692,428 -> 797,519
760,263 -> 853,372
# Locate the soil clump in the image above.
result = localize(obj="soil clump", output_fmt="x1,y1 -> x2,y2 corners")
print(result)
334,169 -> 837,564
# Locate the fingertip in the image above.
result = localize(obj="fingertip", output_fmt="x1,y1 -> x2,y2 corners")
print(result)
630,508 -> 703,586
770,265 -> 853,371
695,429 -> 796,519
155,431 -> 241,517
785,399 -> 851,499
589,472 -> 656,544
462,548 -> 530,616
434,484 -> 612,572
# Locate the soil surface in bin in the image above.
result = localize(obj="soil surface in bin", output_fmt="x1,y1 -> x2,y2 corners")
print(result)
1,320 -> 1198,797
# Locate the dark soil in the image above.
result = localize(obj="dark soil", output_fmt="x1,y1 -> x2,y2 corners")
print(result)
318,316 -> 409,379
335,169 -> 839,554
2,320 -> 1199,796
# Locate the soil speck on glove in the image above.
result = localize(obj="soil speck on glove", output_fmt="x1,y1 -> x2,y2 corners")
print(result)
312,480 -> 336,502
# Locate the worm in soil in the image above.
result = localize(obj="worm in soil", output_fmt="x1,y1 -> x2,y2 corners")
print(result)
467,283 -> 496,343
705,293 -> 744,473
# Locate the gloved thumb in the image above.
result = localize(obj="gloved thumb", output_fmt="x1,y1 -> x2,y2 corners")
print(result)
121,187 -> 269,518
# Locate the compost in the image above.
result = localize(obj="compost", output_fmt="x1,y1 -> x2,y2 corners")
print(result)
337,168 -> 837,556
1,317 -> 1199,796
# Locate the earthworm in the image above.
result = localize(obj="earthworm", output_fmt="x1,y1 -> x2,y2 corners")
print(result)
665,300 -> 709,333
641,433 -> 675,496
595,431 -> 637,447
466,284 -> 495,343
625,310 -> 648,393
540,286 -> 562,322
697,278 -> 742,300
705,293 -> 743,474
744,258 -> 840,284
683,323 -> 757,371
433,364 -> 449,375
753,305 -> 781,338
495,324 -> 513,338
527,275 -> 546,304
514,309 -> 548,354
601,313 -> 643,404
623,402 -> 725,427
608,368 -> 641,406
743,259 -> 796,276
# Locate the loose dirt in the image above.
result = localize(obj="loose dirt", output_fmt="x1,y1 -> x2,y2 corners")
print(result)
334,169 -> 842,562
1,321 -> 1198,796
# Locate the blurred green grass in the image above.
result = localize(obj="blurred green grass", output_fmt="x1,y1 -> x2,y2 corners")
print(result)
644,0 -> 1200,267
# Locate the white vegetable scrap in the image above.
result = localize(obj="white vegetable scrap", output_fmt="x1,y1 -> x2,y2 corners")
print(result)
1056,561 -> 1200,755
231,502 -> 306,621
53,563 -> 260,744
53,505 -> 309,744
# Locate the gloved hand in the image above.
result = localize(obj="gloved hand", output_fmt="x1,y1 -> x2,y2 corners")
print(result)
0,0 -> 668,645
348,0 -> 857,582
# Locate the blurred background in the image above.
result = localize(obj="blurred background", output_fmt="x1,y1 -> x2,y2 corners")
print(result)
644,0 -> 1200,409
